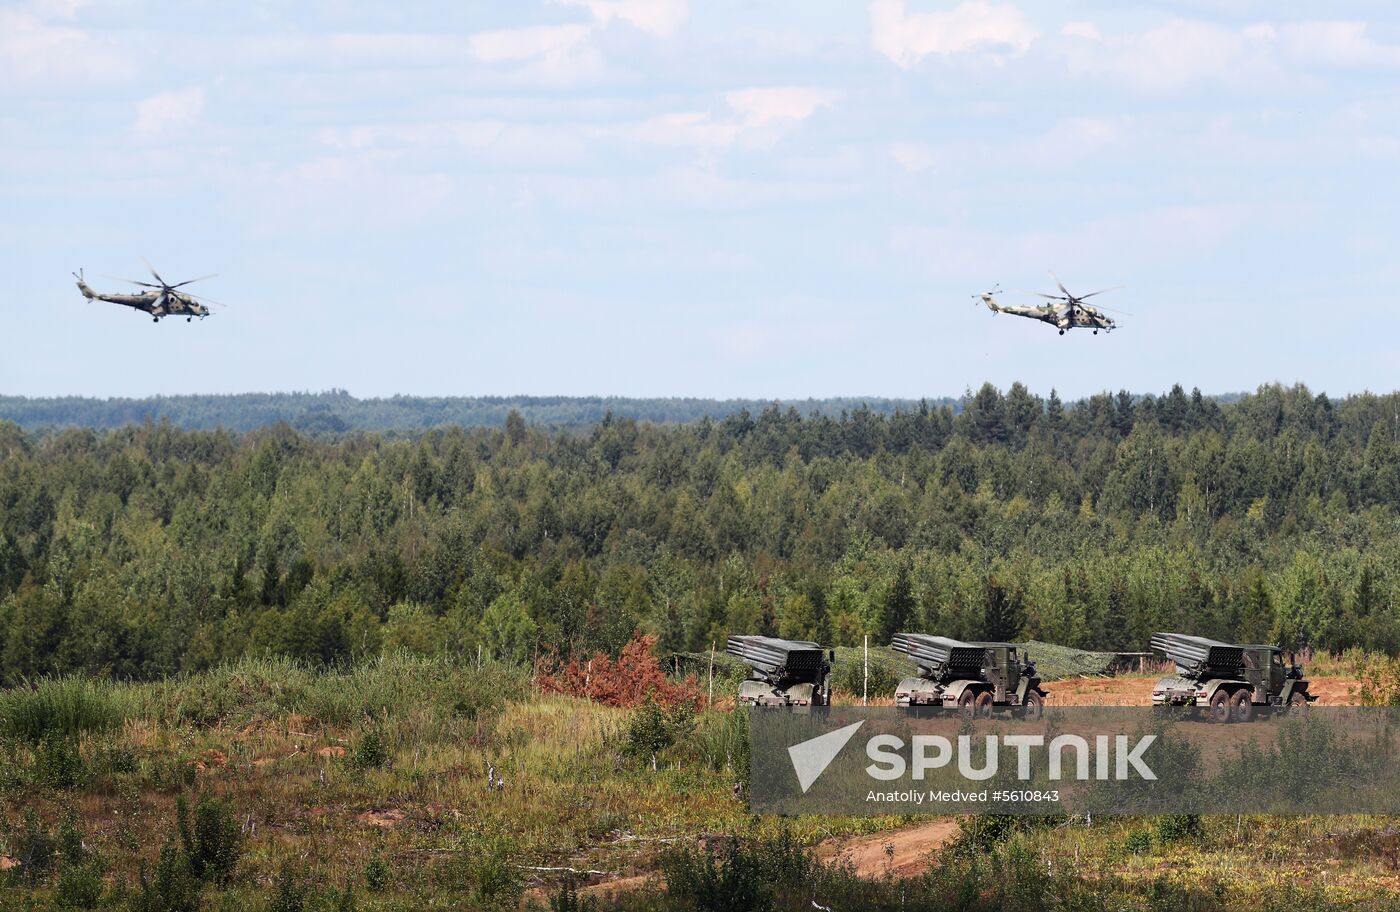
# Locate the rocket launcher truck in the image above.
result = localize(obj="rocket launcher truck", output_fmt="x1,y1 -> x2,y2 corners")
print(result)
725,636 -> 833,708
1150,632 -> 1314,721
891,634 -> 1046,718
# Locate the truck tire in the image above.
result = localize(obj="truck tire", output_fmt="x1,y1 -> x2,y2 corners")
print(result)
974,691 -> 994,718
957,689 -> 978,718
1230,689 -> 1254,723
1288,691 -> 1310,715
1021,690 -> 1044,720
1208,688 -> 1233,723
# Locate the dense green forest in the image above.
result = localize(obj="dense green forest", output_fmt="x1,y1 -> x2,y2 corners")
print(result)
0,392 -> 955,433
3,381 -> 1400,684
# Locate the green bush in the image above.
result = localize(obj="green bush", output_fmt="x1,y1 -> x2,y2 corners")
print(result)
33,737 -> 86,789
352,729 -> 388,770
131,839 -> 201,912
10,807 -> 56,884
363,851 -> 389,892
55,860 -> 104,908
625,700 -> 695,767
1155,813 -> 1204,843
177,794 -> 242,884
830,653 -> 903,700
268,865 -> 306,912
1123,829 -> 1153,855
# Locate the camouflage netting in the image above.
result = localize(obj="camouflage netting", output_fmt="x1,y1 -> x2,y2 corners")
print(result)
1019,640 -> 1121,680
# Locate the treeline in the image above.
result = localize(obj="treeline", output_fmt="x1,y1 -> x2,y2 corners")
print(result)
3,381 -> 1400,683
0,391 -> 955,433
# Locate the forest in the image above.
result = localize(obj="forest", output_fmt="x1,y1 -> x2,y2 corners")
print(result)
0,392 -> 951,433
3,381 -> 1400,684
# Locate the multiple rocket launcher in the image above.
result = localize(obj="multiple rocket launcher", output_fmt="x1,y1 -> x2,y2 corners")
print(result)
726,631 -> 1313,718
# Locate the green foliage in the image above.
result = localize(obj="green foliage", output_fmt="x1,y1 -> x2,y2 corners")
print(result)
434,834 -> 523,910
351,729 -> 388,770
362,851 -> 389,892
54,861 -> 104,908
10,807 -> 56,883
33,737 -> 86,789
268,866 -> 306,912
1122,829 -> 1153,855
7,383 -> 1400,689
549,876 -> 599,912
1155,813 -> 1205,843
131,840 -> 202,912
177,794 -> 242,884
625,700 -> 695,766
0,678 -> 135,743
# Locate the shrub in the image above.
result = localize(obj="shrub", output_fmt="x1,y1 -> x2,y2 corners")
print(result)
33,737 -> 86,789
269,865 -> 306,912
537,635 -> 700,709
625,700 -> 695,767
550,875 -> 599,912
177,794 -> 242,884
55,861 -> 104,908
1155,814 -> 1204,843
1123,829 -> 1153,855
363,851 -> 389,892
436,834 -> 523,910
830,654 -> 902,700
131,839 -> 201,912
662,836 -> 772,912
11,807 -> 56,884
352,729 -> 388,770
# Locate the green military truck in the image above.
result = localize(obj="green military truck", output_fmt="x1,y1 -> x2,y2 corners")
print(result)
891,634 -> 1047,718
726,635 -> 833,709
1150,633 -> 1314,721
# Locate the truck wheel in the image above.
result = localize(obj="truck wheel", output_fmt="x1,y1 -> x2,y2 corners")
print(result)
1021,691 -> 1044,720
1208,689 -> 1233,723
974,691 -> 993,718
1230,690 -> 1255,723
1288,691 -> 1310,715
957,689 -> 978,718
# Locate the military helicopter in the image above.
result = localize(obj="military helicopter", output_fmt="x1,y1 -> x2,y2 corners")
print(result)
976,274 -> 1123,335
73,261 -> 222,322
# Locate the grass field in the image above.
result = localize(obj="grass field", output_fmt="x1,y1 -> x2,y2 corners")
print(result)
1,653 -> 1398,910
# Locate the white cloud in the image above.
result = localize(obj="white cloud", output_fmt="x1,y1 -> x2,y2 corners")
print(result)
467,23 -> 605,84
134,87 -> 205,138
870,0 -> 1037,68
556,0 -> 688,37
634,112 -> 740,147
0,8 -> 131,85
1060,22 -> 1100,41
890,141 -> 937,173
724,86 -> 837,127
1059,19 -> 1271,92
468,23 -> 592,62
1271,21 -> 1400,69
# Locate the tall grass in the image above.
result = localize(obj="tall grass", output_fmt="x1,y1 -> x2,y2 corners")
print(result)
0,676 -> 139,743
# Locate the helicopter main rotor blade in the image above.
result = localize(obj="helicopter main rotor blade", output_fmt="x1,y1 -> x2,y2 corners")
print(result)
1012,290 -> 1068,300
1050,271 -> 1071,298
101,275 -> 163,288
142,257 -> 168,287
169,274 -> 217,289
1077,286 -> 1124,299
181,292 -> 229,308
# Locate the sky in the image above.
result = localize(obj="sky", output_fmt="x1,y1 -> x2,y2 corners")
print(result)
4,0 -> 1400,401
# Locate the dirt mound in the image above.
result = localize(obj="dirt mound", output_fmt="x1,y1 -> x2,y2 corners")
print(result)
817,819 -> 961,878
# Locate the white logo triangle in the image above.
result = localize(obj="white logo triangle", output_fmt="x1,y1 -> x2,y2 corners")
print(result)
787,720 -> 865,794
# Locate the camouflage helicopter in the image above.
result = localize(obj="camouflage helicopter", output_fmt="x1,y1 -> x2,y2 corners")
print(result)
976,274 -> 1123,335
73,261 -> 222,322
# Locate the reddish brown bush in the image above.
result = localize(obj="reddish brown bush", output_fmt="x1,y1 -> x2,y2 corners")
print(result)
536,634 -> 700,709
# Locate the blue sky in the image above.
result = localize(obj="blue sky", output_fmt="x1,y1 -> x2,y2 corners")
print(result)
4,0 -> 1400,400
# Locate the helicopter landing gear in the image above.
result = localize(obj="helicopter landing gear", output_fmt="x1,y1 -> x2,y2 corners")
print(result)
1093,329 -> 1098,335
152,316 -> 159,323
187,317 -> 192,322
1058,329 -> 1065,335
